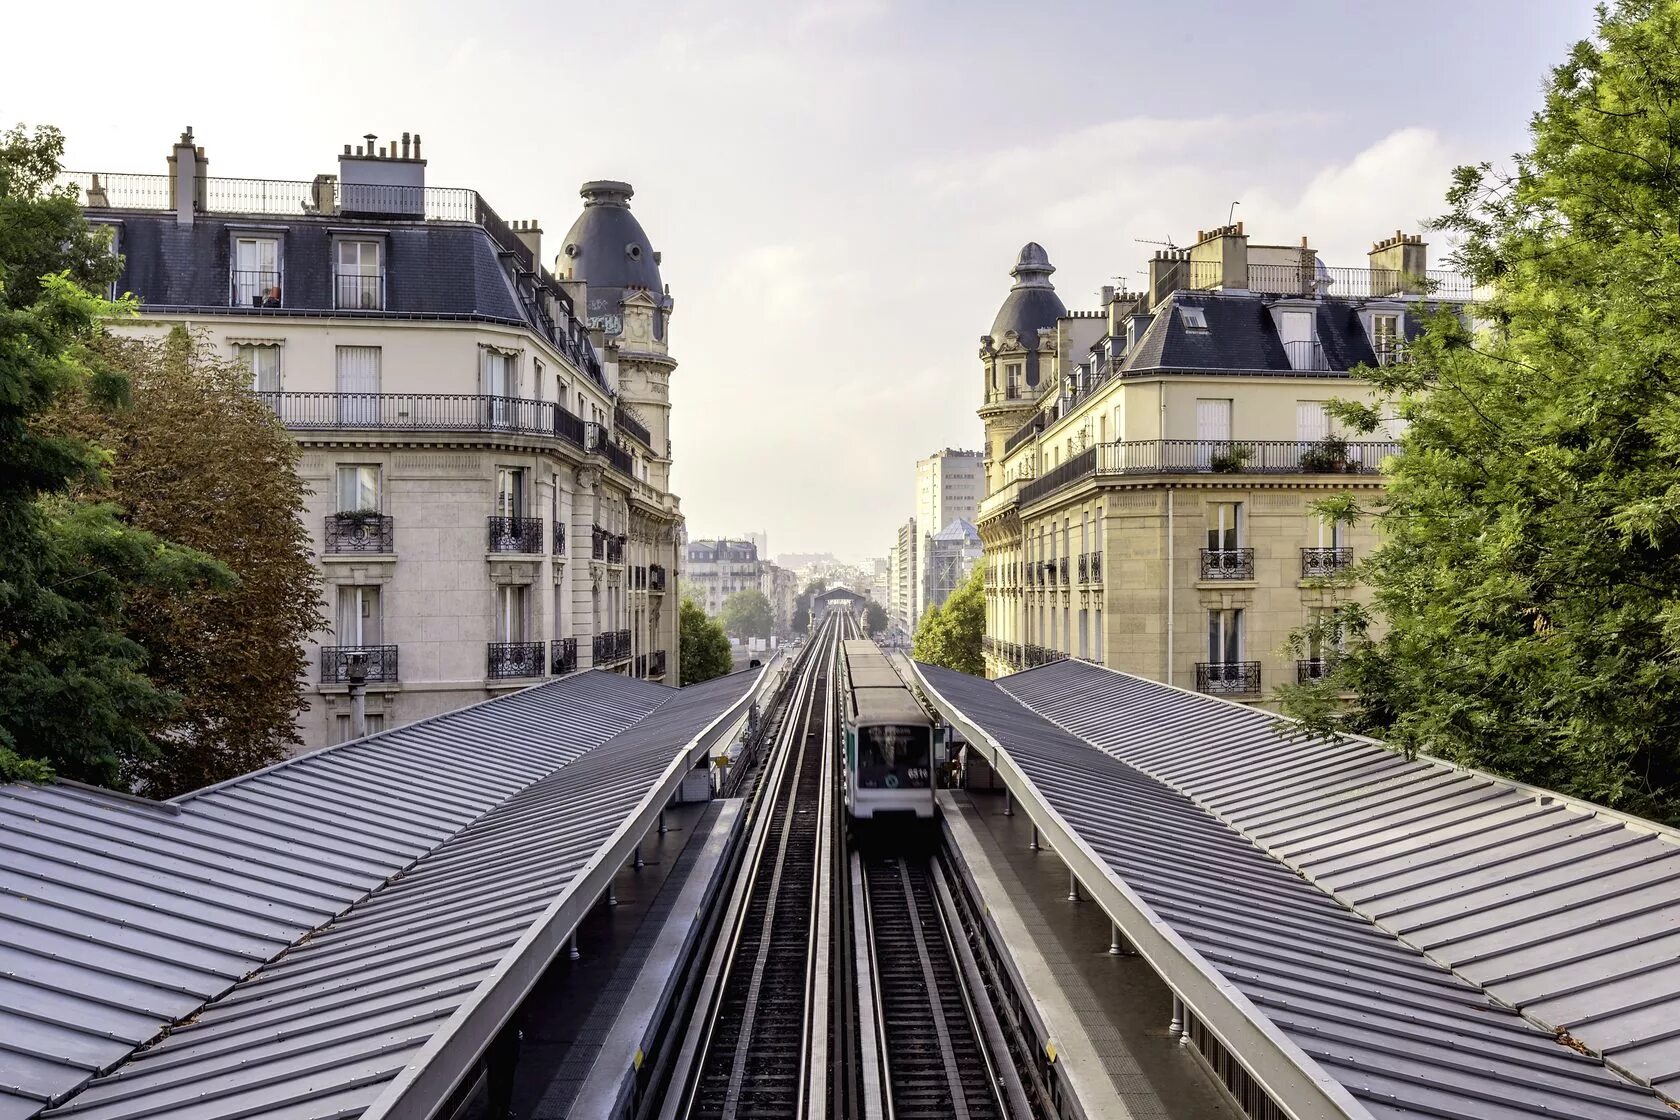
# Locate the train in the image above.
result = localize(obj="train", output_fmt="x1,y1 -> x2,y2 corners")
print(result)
839,637 -> 938,821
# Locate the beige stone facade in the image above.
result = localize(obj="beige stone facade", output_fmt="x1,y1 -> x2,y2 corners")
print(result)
82,133 -> 684,748
977,225 -> 1473,705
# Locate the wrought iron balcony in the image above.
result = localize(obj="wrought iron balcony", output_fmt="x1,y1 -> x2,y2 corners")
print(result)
649,564 -> 667,593
325,513 -> 394,554
1197,661 -> 1262,695
488,516 -> 543,553
1301,547 -> 1354,578
551,637 -> 577,675
231,269 -> 281,308
553,522 -> 567,555
257,392 -> 590,449
488,641 -> 545,680
593,629 -> 632,664
650,650 -> 667,678
1201,548 -> 1255,580
334,272 -> 385,311
1022,643 -> 1067,668
607,535 -> 625,564
1297,658 -> 1332,684
321,645 -> 398,684
615,405 -> 651,447
635,653 -> 648,677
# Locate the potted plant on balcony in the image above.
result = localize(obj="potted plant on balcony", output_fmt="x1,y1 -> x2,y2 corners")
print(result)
1299,435 -> 1350,473
1209,443 -> 1253,473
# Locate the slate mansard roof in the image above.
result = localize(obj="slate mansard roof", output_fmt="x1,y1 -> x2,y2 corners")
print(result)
914,658 -> 1680,1120
0,668 -> 765,1119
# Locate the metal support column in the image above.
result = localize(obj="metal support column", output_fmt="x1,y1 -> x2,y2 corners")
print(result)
568,932 -> 580,961
1029,825 -> 1040,850
1170,995 -> 1184,1039
1068,870 -> 1080,903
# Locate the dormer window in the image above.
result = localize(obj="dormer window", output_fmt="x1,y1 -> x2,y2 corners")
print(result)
233,237 -> 280,308
1005,362 -> 1024,399
1279,310 -> 1321,370
1179,305 -> 1209,331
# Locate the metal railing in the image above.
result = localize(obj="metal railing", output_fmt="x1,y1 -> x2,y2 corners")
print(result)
325,514 -> 394,554
1022,643 -> 1067,668
1297,658 -> 1332,684
1301,547 -> 1354,578
593,629 -> 632,664
1197,661 -> 1261,695
1201,548 -> 1255,580
1019,447 -> 1098,505
553,522 -> 567,555
551,637 -> 578,675
488,641 -> 545,680
650,650 -> 667,678
1281,339 -> 1330,371
231,270 -> 281,308
257,392 -> 593,449
487,515 -> 543,553
1246,263 -> 1480,302
588,424 -> 636,478
334,273 -> 384,310
1004,414 -> 1045,454
649,564 -> 667,593
615,405 -> 651,447
321,644 -> 399,684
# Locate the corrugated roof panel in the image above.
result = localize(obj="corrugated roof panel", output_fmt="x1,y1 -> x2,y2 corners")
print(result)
41,668 -> 763,1120
0,671 -> 671,1120
997,658 -> 1680,1107
919,661 -> 1672,1119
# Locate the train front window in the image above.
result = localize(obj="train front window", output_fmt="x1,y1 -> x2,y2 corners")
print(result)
857,724 -> 932,789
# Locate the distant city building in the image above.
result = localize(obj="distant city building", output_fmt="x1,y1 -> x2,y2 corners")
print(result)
924,518 -> 983,609
72,130 -> 682,749
684,538 -> 762,617
976,226 -> 1477,703
869,556 -> 890,610
912,449 -> 984,628
890,518 -> 917,633
758,561 -> 799,634
777,551 -> 838,571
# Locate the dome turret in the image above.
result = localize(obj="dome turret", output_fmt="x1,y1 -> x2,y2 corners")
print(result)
557,180 -> 666,337
989,242 -> 1066,344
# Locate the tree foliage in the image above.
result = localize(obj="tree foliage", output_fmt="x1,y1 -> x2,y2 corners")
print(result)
718,588 -> 773,640
792,579 -> 827,633
912,567 -> 984,676
1281,1 -> 1680,821
863,598 -> 889,635
681,596 -> 733,685
0,124 -> 229,785
64,329 -> 323,795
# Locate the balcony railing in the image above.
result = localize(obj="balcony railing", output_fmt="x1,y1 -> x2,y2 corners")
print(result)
551,637 -> 578,675
650,650 -> 667,678
615,405 -> 651,447
1246,263 -> 1481,302
488,641 -> 545,680
1022,643 -> 1067,668
257,392 -> 591,449
593,629 -> 632,664
325,513 -> 394,554
635,653 -> 648,677
1004,414 -> 1046,455
588,424 -> 636,478
649,564 -> 667,593
488,516 -> 543,553
1197,661 -> 1261,696
1297,658 -> 1332,683
1201,548 -> 1255,580
334,273 -> 385,311
1281,339 -> 1330,371
231,270 -> 281,308
321,644 -> 399,684
553,522 -> 567,555
1013,438 -> 1400,508
1301,546 -> 1354,578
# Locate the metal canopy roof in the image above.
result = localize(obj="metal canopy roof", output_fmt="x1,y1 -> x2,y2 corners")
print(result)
0,671 -> 675,1120
999,660 -> 1680,1106
912,661 -> 1673,1120
37,667 -> 766,1120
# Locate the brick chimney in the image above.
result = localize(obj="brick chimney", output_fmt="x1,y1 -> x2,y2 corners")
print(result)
166,127 -> 207,227
1369,231 -> 1427,295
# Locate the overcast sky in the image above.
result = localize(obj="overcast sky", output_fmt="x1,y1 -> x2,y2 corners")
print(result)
3,0 -> 1595,563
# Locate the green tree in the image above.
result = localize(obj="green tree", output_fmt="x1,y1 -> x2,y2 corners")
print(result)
863,598 -> 889,635
912,567 -> 984,676
792,579 -> 827,633
681,596 -> 733,685
68,329 -> 323,795
0,124 -> 229,785
718,588 -> 773,640
1283,0 -> 1680,821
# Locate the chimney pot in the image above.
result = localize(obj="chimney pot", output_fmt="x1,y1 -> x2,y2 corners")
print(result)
414,134 -> 422,158
401,132 -> 411,158
344,144 -> 352,155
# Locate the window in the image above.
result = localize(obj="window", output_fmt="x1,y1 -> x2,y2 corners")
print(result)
335,240 -> 383,309
1372,313 -> 1401,364
1196,398 -> 1232,442
1179,305 -> 1209,331
481,348 -> 518,398
496,467 -> 525,518
335,584 -> 382,646
497,585 -> 527,643
1006,362 -> 1024,398
336,465 -> 380,513
1208,607 -> 1243,664
233,237 -> 280,307
1208,502 -> 1241,551
1317,514 -> 1347,549
1297,401 -> 1330,443
335,346 -> 381,425
236,343 -> 281,393
1280,310 -> 1318,370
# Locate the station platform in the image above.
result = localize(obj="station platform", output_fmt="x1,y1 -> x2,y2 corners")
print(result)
506,797 -> 746,1120
939,787 -> 1238,1120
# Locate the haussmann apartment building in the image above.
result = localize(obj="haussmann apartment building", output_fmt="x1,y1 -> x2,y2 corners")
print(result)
975,224 -> 1477,705
72,129 -> 685,748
